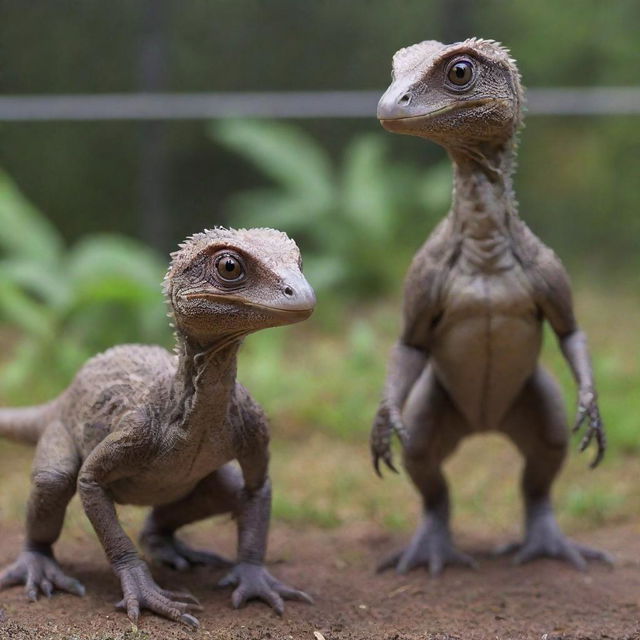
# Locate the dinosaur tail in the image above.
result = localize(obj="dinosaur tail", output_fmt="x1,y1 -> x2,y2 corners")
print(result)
0,399 -> 60,446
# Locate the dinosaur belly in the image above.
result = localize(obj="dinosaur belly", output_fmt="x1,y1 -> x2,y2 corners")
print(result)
108,428 -> 237,506
430,268 -> 542,430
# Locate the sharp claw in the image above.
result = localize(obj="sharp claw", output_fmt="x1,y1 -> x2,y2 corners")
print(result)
27,588 -> 38,602
165,590 -> 200,606
127,604 -> 140,623
297,591 -> 314,605
428,555 -> 444,577
41,580 -> 53,598
373,455 -> 383,478
217,574 -> 236,589
385,456 -> 398,474
180,613 -> 200,629
377,551 -> 401,573
590,447 -> 604,469
561,546 -> 587,572
276,585 -> 314,604
68,580 -> 86,597
575,544 -> 614,564
231,588 -> 246,609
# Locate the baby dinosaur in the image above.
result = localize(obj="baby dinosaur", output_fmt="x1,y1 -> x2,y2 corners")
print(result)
372,38 -> 610,574
0,227 -> 315,627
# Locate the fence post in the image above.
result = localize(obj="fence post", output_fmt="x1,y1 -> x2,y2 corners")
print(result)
137,0 -> 171,252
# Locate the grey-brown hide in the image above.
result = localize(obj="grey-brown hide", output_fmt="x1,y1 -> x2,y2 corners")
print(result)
372,38 -> 609,575
379,38 -> 522,151
0,227 -> 315,627
167,228 -> 311,346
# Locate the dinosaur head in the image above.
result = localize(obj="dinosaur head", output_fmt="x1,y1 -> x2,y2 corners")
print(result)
165,227 -> 315,346
377,38 -> 523,149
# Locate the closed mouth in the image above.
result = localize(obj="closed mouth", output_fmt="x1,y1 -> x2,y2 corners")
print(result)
379,97 -> 497,122
183,292 -> 314,315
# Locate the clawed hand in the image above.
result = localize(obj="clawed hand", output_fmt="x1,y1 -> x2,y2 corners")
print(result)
116,562 -> 202,628
218,562 -> 312,615
370,402 -> 408,477
573,388 -> 606,468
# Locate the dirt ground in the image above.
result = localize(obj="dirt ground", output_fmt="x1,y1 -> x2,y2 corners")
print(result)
0,520 -> 639,640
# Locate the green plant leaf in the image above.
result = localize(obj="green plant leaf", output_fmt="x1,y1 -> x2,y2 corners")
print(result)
0,170 -> 64,265
210,119 -> 334,207
341,134 -> 394,241
225,190 -> 328,239
66,234 -> 164,302
0,279 -> 54,338
0,257 -> 70,309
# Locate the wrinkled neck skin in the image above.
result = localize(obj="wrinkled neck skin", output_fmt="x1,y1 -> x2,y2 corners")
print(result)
170,328 -> 243,434
447,137 -> 519,273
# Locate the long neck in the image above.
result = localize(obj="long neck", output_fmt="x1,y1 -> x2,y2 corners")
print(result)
170,330 -> 243,433
447,137 -> 519,271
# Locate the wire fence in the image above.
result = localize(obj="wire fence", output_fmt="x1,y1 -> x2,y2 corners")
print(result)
1,88 -> 640,121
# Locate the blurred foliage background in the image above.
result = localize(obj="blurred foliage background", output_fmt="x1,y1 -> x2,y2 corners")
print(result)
0,0 -> 638,535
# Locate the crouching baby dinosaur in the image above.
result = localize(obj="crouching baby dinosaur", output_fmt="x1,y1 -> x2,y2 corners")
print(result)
372,38 -> 611,574
0,227 -> 315,627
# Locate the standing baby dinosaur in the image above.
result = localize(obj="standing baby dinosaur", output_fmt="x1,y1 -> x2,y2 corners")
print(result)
0,227 -> 315,627
372,38 -> 610,574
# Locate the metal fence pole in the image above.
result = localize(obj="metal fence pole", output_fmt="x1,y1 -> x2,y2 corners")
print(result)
137,0 -> 170,252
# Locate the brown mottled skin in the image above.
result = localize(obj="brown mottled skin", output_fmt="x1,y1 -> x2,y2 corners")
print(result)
0,228 -> 316,628
372,39 -> 611,574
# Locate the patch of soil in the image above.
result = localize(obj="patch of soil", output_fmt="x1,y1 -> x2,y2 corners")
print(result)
0,521 -> 639,640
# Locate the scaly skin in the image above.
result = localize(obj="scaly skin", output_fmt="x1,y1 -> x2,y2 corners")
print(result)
372,38 -> 611,575
0,227 -> 316,627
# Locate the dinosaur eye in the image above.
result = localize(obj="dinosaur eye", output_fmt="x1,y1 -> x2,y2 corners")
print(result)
215,254 -> 245,282
447,60 -> 474,87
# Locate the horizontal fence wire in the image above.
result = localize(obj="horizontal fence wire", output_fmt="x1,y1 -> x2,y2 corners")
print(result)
0,88 -> 639,121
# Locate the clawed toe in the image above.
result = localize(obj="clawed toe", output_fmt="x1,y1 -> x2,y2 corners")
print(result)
378,543 -> 477,576
377,550 -> 403,573
379,516 -> 476,577
0,551 -> 85,601
499,535 -> 613,570
574,543 -> 614,565
219,563 -> 312,614
141,531 -> 232,571
117,562 -> 201,627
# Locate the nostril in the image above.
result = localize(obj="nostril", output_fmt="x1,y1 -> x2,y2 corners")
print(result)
284,286 -> 294,297
398,93 -> 411,106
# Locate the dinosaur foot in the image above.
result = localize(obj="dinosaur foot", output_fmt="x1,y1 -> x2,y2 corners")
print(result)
218,563 -> 313,615
495,509 -> 613,570
116,562 -> 202,628
140,531 -> 233,571
378,517 -> 477,576
0,549 -> 85,601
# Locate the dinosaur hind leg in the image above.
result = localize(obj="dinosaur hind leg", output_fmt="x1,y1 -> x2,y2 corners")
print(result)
0,421 -> 85,600
140,464 -> 241,570
379,367 -> 475,576
498,366 -> 612,569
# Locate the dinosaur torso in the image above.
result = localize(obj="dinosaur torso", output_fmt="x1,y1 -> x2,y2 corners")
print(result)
60,343 -> 241,505
429,235 -> 542,430
400,163 -> 545,430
